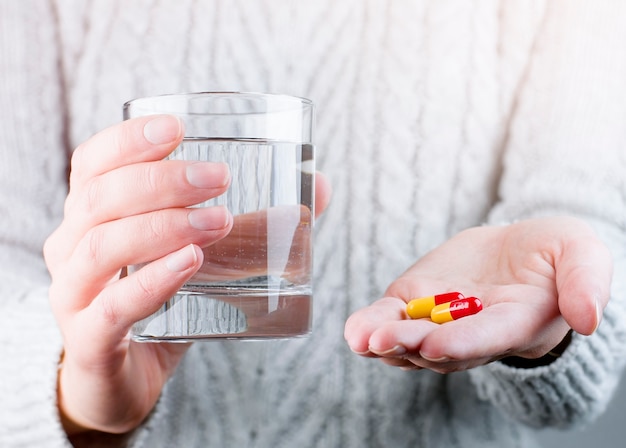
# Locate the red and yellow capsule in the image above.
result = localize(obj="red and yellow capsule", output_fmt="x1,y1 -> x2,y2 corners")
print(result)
430,297 -> 483,324
406,292 -> 464,319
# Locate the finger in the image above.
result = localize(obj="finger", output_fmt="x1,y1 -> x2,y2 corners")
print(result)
69,115 -> 183,186
418,300 -> 564,363
556,235 -> 613,335
344,297 -> 407,355
404,355 -> 488,374
314,171 -> 331,218
366,318 -> 495,374
52,206 -> 232,312
65,160 -> 230,227
49,160 -> 230,270
74,244 -> 204,351
195,205 -> 311,284
379,357 -> 419,370
367,319 -> 438,356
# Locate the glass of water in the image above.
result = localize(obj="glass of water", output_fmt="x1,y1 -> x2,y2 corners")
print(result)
123,92 -> 315,341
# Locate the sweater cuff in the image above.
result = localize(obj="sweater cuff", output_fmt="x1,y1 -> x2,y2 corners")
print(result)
0,284 -> 70,447
467,298 -> 626,429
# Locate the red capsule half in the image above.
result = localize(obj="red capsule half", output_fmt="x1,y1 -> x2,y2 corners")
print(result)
430,297 -> 483,324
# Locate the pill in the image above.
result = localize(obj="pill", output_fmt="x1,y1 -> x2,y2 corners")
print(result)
406,292 -> 465,319
430,297 -> 483,324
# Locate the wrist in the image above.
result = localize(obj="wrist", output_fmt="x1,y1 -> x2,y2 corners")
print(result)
57,358 -> 92,436
500,330 -> 573,369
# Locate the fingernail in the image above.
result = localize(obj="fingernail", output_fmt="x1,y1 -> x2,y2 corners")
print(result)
369,344 -> 407,357
401,366 -> 422,372
419,353 -> 450,363
143,115 -> 183,145
166,244 -> 198,272
350,347 -> 372,356
186,162 -> 230,189
188,206 -> 231,231
595,299 -> 603,331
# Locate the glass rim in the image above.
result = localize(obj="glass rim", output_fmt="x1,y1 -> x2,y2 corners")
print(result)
123,91 -> 314,142
123,91 -> 314,115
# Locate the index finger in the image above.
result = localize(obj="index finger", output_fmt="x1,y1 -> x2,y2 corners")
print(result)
69,115 -> 184,186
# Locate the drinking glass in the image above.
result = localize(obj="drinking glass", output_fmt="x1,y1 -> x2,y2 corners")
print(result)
123,92 -> 315,341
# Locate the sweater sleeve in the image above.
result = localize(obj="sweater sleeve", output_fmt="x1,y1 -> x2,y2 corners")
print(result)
468,0 -> 626,429
0,2 -> 73,447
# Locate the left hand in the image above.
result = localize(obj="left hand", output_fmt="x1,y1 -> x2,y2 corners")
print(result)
344,217 -> 612,373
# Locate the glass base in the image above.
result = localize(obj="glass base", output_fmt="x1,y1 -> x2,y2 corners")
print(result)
131,286 -> 312,342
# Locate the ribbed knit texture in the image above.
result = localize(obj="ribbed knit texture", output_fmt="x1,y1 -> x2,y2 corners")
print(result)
2,1 -> 626,447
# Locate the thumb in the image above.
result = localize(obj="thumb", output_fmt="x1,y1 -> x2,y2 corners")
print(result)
556,235 -> 613,335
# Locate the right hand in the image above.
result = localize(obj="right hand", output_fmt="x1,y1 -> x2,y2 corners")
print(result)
44,115 -> 234,435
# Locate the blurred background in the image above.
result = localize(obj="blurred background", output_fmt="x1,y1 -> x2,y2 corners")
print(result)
536,370 -> 626,447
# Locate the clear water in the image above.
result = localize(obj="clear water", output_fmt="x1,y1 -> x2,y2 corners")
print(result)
131,140 -> 314,341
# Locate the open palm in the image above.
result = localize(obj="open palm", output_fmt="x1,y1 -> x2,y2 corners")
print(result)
344,217 -> 612,373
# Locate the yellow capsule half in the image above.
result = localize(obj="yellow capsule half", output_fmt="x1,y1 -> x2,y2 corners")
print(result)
406,292 -> 464,319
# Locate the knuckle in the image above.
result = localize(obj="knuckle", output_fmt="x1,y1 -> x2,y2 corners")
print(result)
66,171 -> 104,221
81,178 -> 105,216
143,210 -> 171,241
111,126 -> 132,161
141,162 -> 166,195
80,226 -> 107,268
111,118 -> 154,161
68,144 -> 85,183
134,269 -> 159,301
97,295 -> 122,328
43,228 -> 70,274
43,233 -> 57,265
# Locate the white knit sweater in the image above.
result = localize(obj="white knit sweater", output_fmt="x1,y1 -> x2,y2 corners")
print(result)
2,1 -> 626,447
